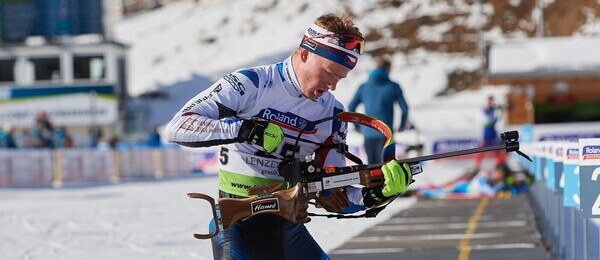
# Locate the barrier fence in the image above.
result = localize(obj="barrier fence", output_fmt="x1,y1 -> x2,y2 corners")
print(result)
0,146 -> 221,188
518,138 -> 600,260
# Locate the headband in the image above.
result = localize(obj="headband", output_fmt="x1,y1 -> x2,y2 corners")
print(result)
299,23 -> 361,69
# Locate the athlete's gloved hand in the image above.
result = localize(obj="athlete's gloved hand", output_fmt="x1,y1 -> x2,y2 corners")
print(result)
237,118 -> 284,153
380,160 -> 413,197
362,160 -> 414,207
315,188 -> 350,213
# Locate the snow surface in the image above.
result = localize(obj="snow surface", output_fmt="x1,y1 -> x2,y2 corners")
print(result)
0,160 -> 474,259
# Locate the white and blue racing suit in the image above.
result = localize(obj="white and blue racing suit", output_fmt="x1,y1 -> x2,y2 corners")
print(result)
165,57 -> 367,259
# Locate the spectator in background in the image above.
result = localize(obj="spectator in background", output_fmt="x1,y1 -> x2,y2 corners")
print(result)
146,125 -> 162,148
54,127 -> 74,148
30,130 -> 46,148
87,127 -> 102,148
108,136 -> 120,149
0,124 -> 17,148
474,96 -> 505,169
348,57 -> 409,164
34,111 -> 55,148
18,128 -> 34,149
54,127 -> 66,148
0,126 -> 5,148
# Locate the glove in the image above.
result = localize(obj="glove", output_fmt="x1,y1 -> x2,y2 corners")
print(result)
362,160 -> 413,207
315,188 -> 350,212
238,118 -> 284,153
381,160 -> 413,197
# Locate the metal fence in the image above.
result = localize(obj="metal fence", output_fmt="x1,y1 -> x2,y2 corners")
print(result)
519,140 -> 600,260
0,146 -> 220,188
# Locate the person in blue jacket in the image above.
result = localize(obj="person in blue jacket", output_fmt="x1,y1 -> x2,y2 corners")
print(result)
348,57 -> 409,164
474,96 -> 505,169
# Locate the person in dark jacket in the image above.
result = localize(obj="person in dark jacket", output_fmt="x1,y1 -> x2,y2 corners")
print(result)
348,58 -> 409,164
474,96 -> 505,169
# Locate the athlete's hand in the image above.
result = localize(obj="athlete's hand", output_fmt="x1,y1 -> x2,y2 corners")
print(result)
380,160 -> 413,197
362,160 -> 414,207
238,118 -> 284,153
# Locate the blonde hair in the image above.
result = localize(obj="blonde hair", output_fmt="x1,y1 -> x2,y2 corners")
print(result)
293,13 -> 362,57
315,13 -> 362,37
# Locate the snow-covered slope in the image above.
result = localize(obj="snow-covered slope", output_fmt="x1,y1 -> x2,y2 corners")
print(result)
111,0 -> 507,133
111,0 -> 600,136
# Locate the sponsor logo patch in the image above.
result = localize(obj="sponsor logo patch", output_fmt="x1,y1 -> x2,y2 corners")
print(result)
555,147 -> 564,157
302,39 -> 317,50
257,108 -> 316,133
251,197 -> 280,214
566,148 -> 579,160
223,74 -> 246,95
306,28 -> 320,37
582,145 -> 600,160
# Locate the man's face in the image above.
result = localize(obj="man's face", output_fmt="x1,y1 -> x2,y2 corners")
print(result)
297,51 -> 351,99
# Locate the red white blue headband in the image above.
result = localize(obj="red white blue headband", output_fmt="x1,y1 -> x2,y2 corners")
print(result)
299,23 -> 364,69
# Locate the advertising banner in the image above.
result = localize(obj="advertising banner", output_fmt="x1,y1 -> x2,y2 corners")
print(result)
545,143 -> 556,190
0,85 -> 117,127
579,138 -> 600,218
562,143 -> 579,207
553,143 -> 565,194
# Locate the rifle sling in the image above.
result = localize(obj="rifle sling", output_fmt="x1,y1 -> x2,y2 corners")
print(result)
308,194 -> 398,219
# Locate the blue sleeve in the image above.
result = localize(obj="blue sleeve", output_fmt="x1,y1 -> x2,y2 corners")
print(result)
395,83 -> 409,129
348,85 -> 363,112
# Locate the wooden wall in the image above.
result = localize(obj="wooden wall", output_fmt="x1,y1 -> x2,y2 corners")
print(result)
488,76 -> 600,124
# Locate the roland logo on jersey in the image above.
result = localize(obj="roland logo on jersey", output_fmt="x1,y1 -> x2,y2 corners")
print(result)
258,108 -> 316,133
251,198 -> 280,214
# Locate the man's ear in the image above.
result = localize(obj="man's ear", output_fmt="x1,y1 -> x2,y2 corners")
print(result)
300,49 -> 309,62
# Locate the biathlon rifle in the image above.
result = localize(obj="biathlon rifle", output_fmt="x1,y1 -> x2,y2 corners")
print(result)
188,124 -> 531,239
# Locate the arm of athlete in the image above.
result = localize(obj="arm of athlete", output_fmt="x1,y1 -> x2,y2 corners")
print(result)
164,70 -> 283,153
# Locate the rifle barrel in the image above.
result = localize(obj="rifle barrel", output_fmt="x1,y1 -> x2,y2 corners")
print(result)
361,143 -> 507,170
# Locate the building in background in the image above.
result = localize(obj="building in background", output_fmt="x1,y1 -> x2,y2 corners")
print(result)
0,0 -> 104,42
0,41 -> 127,146
0,0 -> 129,146
486,37 -> 600,125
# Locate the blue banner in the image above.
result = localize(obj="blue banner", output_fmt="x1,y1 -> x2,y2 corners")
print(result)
563,163 -> 579,207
